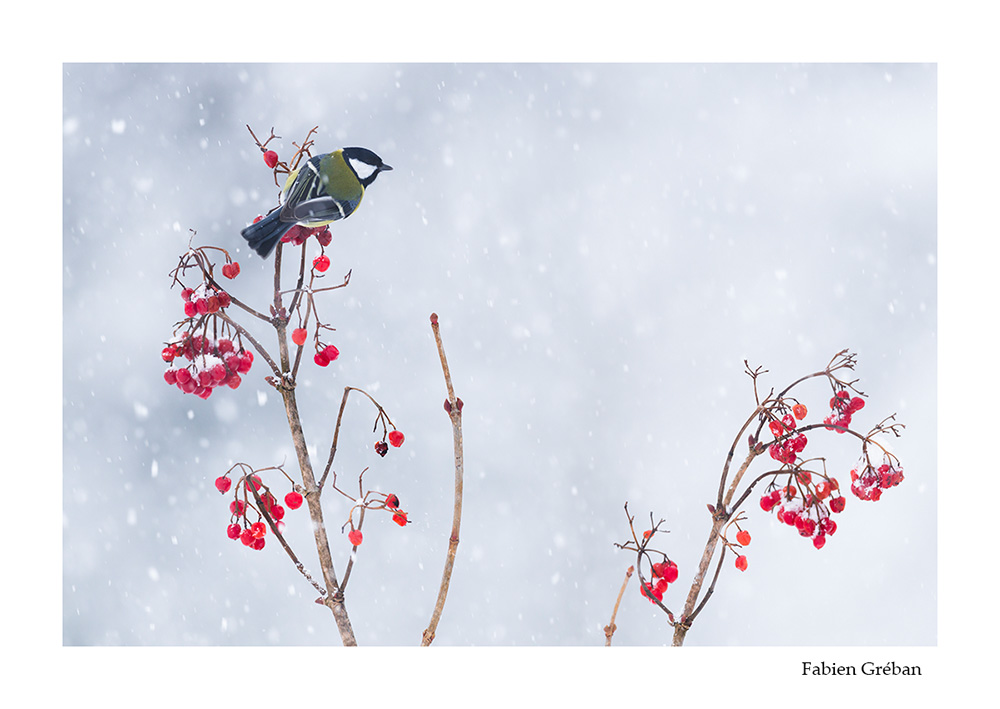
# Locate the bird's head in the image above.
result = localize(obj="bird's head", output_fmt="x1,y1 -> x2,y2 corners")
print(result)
342,147 -> 393,187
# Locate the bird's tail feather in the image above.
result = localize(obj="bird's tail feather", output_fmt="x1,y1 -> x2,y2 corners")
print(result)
240,211 -> 292,259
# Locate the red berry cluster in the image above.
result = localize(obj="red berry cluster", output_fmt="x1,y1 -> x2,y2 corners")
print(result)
824,390 -> 865,432
640,559 -> 679,603
162,334 -> 253,398
767,404 -> 809,465
279,224 -> 333,249
216,471 -> 304,551
344,492 -> 408,547
314,343 -> 340,367
374,430 -> 405,457
290,327 -> 340,368
180,283 -> 232,318
759,475 -> 844,550
850,461 -> 905,501
385,492 -> 408,527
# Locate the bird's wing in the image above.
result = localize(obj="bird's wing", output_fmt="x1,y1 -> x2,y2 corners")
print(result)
279,154 -> 363,224
289,195 -> 362,223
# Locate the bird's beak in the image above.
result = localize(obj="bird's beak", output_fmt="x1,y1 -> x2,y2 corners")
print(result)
380,163 -> 393,172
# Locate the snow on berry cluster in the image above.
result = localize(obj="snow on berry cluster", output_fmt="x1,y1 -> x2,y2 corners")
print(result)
640,557 -> 679,604
757,392 -> 905,549
767,408 -> 808,465
162,333 -> 253,399
850,461 -> 905,501
179,282 -> 232,318
760,479 -> 843,550
162,262 -> 253,398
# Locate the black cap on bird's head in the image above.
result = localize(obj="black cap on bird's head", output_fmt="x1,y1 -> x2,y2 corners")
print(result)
342,146 -> 393,187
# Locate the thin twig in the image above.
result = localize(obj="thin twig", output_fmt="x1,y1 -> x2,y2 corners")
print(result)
604,566 -> 634,646
422,313 -> 464,646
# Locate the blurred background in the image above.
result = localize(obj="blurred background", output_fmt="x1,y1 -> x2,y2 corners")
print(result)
62,63 -> 936,646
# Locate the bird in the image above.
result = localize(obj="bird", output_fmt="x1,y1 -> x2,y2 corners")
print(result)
241,147 -> 392,258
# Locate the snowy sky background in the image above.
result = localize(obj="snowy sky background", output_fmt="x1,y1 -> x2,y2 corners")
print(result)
61,63 -> 936,648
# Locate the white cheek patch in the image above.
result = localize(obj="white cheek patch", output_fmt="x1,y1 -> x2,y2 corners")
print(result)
347,157 -> 378,181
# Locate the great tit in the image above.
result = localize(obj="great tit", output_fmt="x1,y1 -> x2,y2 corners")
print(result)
241,147 -> 392,258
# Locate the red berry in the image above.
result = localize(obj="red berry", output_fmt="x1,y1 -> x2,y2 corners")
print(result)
374,440 -> 389,457
348,529 -> 363,546
161,347 -> 176,363
313,254 -> 331,272
792,403 -> 808,420
270,505 -> 285,521
640,581 -> 664,603
292,328 -> 308,346
282,224 -> 311,245
736,530 -> 751,546
768,420 -> 785,437
829,496 -> 846,513
222,262 -> 240,279
284,491 -> 303,509
392,511 -> 408,527
230,499 -> 246,516
735,555 -> 748,571
237,350 -> 253,374
813,534 -> 827,550
240,529 -> 255,546
385,493 -> 400,510
263,150 -> 278,168
314,351 -> 330,367
316,227 -> 332,246
322,344 -> 339,362
226,523 -> 242,540
251,537 -> 266,551
663,560 -> 679,583
388,430 -> 404,448
250,521 -> 267,539
214,476 -> 231,494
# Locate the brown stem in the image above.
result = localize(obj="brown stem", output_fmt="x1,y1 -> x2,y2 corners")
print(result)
278,380 -> 356,645
422,313 -> 464,646
270,246 -> 356,646
604,566 -> 634,646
